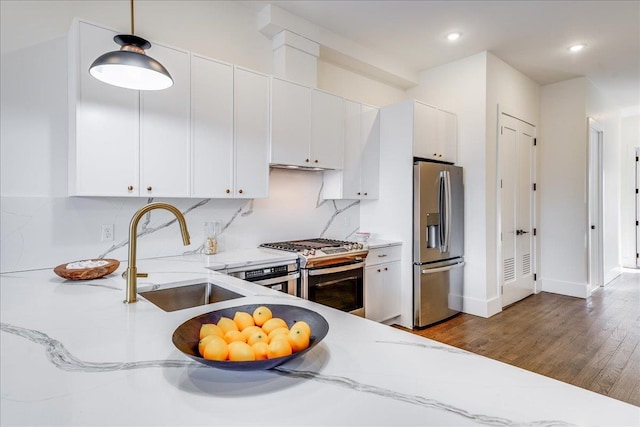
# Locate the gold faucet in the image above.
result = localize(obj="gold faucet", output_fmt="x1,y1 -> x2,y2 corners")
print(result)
123,202 -> 191,303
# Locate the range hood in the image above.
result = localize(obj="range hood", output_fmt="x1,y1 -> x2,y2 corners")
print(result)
270,164 -> 333,171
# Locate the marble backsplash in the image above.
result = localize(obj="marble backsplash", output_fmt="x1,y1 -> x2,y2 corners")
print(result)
0,169 -> 360,273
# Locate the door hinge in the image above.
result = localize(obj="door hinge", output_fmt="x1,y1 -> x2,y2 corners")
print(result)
501,126 -> 503,135
533,228 -> 537,236
500,179 -> 503,188
533,183 -> 537,191
500,285 -> 504,295
637,253 -> 639,259
534,138 -> 537,146
534,273 -> 537,281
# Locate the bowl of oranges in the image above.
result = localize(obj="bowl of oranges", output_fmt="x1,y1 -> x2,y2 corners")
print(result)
172,303 -> 329,370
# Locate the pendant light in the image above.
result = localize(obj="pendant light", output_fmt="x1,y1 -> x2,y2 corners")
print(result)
89,0 -> 173,90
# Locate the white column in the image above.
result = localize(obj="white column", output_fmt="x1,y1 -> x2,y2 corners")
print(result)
272,30 -> 319,87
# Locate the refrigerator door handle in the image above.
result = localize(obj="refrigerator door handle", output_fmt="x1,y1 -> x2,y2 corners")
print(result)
439,170 -> 452,253
421,261 -> 465,275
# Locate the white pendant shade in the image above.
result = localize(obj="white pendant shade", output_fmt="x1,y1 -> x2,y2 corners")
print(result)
90,49 -> 173,91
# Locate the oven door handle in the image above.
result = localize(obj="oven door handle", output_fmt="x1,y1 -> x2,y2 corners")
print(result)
308,261 -> 365,276
253,272 -> 300,286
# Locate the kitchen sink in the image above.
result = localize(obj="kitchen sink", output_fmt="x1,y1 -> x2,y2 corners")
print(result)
139,282 -> 244,312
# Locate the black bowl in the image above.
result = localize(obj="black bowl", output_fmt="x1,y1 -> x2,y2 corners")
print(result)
172,303 -> 329,370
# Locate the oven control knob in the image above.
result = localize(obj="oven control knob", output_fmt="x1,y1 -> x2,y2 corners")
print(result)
302,249 -> 309,256
310,249 -> 316,255
356,243 -> 363,249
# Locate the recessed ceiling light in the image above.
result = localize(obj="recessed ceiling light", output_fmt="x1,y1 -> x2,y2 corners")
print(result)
568,43 -> 586,53
447,32 -> 462,41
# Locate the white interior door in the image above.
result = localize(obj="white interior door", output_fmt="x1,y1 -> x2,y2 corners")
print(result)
500,113 -> 536,307
588,119 -> 604,289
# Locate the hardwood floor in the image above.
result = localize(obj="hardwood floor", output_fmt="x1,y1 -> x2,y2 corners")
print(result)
397,271 -> 640,407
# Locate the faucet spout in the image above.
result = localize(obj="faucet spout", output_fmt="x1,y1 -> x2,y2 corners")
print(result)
124,202 -> 191,303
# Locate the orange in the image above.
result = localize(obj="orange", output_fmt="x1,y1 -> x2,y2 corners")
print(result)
247,331 -> 269,346
291,321 -> 311,338
202,336 -> 229,361
267,337 -> 292,359
251,341 -> 269,360
240,325 -> 262,342
198,334 -> 217,356
199,323 -> 224,340
233,311 -> 255,331
223,330 -> 246,344
288,327 -> 310,352
228,341 -> 256,361
217,317 -> 239,334
252,306 -> 273,326
267,327 -> 289,341
262,317 -> 288,335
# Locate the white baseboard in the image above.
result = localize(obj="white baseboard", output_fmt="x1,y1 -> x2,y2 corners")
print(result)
462,295 -> 502,318
604,267 -> 622,285
540,278 -> 589,298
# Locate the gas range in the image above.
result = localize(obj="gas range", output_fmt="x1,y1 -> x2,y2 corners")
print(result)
259,238 -> 368,268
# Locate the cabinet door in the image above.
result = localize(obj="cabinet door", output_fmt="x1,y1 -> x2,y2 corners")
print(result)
437,109 -> 457,164
191,55 -> 233,198
311,90 -> 344,169
379,261 -> 401,321
413,101 -> 438,161
365,265 -> 385,322
71,21 -> 139,196
234,67 -> 270,198
360,104 -> 380,199
365,261 -> 401,322
139,43 -> 190,197
340,100 -> 363,198
270,78 -> 310,167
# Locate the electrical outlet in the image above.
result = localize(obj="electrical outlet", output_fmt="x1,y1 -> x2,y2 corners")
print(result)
101,224 -> 114,242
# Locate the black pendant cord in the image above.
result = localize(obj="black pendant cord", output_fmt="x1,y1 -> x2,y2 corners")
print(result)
130,0 -> 135,35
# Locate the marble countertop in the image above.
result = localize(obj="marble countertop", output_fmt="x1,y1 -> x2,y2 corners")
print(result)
1,256 -> 638,426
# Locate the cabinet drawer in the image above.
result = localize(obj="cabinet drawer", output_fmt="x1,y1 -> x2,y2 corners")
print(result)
366,245 -> 401,266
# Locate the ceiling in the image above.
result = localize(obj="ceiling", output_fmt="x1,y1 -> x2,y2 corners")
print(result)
243,0 -> 640,110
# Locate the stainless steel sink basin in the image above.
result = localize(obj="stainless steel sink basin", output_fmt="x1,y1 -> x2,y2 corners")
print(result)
139,282 -> 244,312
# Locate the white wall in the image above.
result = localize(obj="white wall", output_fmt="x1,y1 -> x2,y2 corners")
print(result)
0,1 -> 402,273
620,114 -> 640,268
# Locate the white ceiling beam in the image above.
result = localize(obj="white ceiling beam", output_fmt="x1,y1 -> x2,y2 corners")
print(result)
257,4 -> 419,89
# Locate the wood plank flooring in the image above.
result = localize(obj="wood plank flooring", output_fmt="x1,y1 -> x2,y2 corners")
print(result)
396,271 -> 640,407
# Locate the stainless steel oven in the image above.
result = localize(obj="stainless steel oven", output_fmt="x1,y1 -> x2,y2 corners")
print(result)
259,239 -> 368,316
227,261 -> 299,296
300,260 -> 365,316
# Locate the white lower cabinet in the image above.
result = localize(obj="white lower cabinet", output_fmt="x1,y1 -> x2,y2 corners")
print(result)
365,245 -> 401,322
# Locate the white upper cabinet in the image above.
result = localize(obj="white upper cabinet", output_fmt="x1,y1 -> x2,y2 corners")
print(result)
191,55 -> 234,198
413,100 -> 457,164
192,59 -> 269,199
311,89 -> 344,169
270,77 -> 310,167
69,20 -> 139,196
139,42 -> 191,197
69,20 -> 189,197
323,100 -> 379,200
233,67 -> 270,198
270,77 -> 344,169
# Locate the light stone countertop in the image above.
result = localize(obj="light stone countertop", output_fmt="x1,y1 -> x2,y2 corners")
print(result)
1,255 -> 638,426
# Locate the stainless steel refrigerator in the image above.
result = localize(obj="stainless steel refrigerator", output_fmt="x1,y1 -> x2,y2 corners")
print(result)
413,160 -> 464,328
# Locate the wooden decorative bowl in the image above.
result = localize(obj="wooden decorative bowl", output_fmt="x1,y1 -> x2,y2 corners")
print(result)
53,259 -> 120,280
